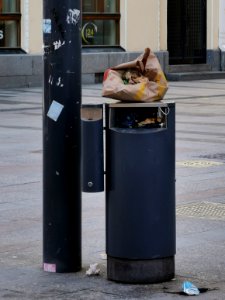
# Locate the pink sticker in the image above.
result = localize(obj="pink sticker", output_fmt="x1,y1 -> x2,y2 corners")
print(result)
43,263 -> 56,272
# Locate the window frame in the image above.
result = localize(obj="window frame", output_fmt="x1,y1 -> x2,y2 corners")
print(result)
82,0 -> 120,47
0,0 -> 21,50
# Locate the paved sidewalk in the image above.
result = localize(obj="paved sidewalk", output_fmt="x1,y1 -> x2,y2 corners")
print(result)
0,79 -> 225,299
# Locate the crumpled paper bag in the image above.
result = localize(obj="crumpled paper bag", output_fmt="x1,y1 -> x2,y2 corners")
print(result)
102,48 -> 168,102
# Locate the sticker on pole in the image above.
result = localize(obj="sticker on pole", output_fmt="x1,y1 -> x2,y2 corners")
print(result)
43,263 -> 56,273
43,19 -> 51,34
66,9 -> 80,25
47,100 -> 64,122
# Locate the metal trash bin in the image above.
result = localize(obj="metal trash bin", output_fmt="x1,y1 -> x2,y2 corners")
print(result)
81,104 -> 104,192
105,102 -> 176,283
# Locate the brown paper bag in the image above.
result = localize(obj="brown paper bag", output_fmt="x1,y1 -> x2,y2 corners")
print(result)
102,48 -> 168,102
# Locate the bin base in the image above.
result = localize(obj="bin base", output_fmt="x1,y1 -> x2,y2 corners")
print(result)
107,256 -> 175,283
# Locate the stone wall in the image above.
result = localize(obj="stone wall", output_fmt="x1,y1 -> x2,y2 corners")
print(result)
0,55 -> 42,88
0,50 -> 224,88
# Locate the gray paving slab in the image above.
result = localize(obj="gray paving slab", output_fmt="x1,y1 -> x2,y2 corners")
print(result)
0,80 -> 225,299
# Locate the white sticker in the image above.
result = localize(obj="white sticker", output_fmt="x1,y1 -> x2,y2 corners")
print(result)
53,40 -> 65,50
0,30 -> 4,40
56,77 -> 64,87
43,19 -> 51,34
47,100 -> 64,122
66,9 -> 80,25
44,263 -> 56,272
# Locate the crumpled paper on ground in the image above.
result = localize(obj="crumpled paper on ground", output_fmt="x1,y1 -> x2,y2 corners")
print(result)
86,263 -> 100,276
182,281 -> 200,296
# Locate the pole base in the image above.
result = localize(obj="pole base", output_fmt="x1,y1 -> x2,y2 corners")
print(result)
107,256 -> 175,283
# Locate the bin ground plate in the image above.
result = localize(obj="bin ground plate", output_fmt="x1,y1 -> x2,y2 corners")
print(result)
176,202 -> 225,220
107,256 -> 175,283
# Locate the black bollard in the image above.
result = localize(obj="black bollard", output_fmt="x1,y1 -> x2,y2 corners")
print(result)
43,0 -> 82,273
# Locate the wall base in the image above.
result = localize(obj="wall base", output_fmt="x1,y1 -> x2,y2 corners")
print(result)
221,51 -> 225,71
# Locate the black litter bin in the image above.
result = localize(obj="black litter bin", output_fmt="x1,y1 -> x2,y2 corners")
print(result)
105,102 -> 176,283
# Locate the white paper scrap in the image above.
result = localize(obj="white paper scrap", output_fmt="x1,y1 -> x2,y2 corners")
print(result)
86,263 -> 100,276
47,100 -> 64,121
100,253 -> 107,260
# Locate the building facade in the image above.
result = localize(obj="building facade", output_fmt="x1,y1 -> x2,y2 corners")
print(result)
0,0 -> 224,87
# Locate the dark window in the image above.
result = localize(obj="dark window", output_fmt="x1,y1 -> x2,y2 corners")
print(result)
167,0 -> 206,64
0,0 -> 21,48
82,0 -> 120,46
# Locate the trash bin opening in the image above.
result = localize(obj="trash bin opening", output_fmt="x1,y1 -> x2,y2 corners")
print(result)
109,107 -> 167,129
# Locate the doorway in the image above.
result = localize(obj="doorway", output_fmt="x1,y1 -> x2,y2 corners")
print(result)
167,0 -> 206,65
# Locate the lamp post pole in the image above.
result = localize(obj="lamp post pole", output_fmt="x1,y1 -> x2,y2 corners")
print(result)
43,0 -> 82,273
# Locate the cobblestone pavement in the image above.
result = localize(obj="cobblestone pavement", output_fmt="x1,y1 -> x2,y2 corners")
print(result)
0,80 -> 225,299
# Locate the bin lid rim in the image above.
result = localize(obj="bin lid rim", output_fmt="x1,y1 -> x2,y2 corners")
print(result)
107,101 -> 174,108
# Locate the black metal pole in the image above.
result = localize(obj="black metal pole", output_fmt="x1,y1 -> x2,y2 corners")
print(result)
43,0 -> 82,272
